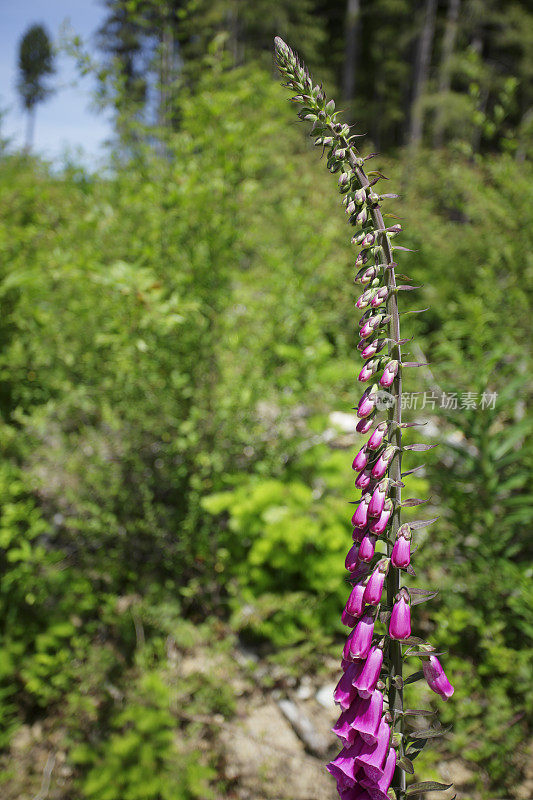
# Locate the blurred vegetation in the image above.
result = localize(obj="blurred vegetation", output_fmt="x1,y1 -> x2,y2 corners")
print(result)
1,0 -> 533,797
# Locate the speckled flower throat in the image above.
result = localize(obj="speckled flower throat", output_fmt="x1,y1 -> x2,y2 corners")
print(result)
274,37 -> 455,800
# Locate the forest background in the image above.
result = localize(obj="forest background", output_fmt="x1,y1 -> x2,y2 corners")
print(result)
0,0 -> 532,798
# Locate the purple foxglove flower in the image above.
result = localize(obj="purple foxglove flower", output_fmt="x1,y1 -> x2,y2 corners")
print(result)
352,445 -> 369,472
345,543 -> 362,572
357,387 -> 377,418
342,608 -> 359,627
334,661 -> 365,709
368,479 -> 388,518
361,746 -> 396,799
355,206 -> 368,226
353,714 -> 391,783
389,589 -> 411,640
358,532 -> 377,563
338,787 -> 373,800
363,559 -> 389,605
326,740 -> 365,786
391,524 -> 412,568
371,445 -> 396,479
349,688 -> 384,744
343,613 -> 374,660
370,287 -> 388,308
356,415 -> 375,434
379,360 -> 399,388
355,468 -> 373,490
422,655 -> 455,701
352,644 -> 384,699
352,525 -> 366,543
367,421 -> 388,450
356,288 -> 374,310
368,499 -> 393,534
345,580 -> 366,617
352,493 -> 371,528
358,337 -> 386,359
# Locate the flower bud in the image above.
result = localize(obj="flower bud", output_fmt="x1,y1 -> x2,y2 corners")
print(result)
367,421 -> 388,450
368,479 -> 388,518
354,188 -> 366,205
358,358 -> 379,382
345,580 -> 366,618
360,314 -> 386,339
355,265 -> 377,285
370,286 -> 388,308
361,232 -> 376,249
353,642 -> 384,699
357,386 -> 378,418
389,589 -> 411,640
358,337 -> 386,359
352,445 -> 369,472
363,558 -> 389,605
380,360 -> 399,387
368,498 -> 393,534
355,467 -> 373,490
371,445 -> 397,479
352,494 -> 371,529
356,414 -> 375,434
343,612 -> 374,660
338,172 -> 350,186
355,206 -> 368,226
391,524 -> 411,568
358,532 -> 377,562
345,542 -> 361,572
345,200 -> 356,216
422,655 -> 454,701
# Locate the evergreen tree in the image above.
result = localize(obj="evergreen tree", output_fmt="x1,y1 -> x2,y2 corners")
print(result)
16,24 -> 55,151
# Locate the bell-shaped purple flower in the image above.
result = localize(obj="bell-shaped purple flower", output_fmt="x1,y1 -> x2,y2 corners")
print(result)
368,479 -> 388,518
368,499 -> 392,534
367,421 -> 388,450
422,655 -> 455,701
391,524 -> 411,568
361,746 -> 396,799
326,739 -> 364,786
342,608 -> 359,627
352,644 -> 384,699
334,661 -> 365,709
345,580 -> 366,618
343,613 -> 374,660
389,589 -> 411,640
352,445 -> 369,472
353,713 -> 391,783
352,493 -> 371,528
363,559 -> 389,605
371,445 -> 396,479
358,532 -> 377,563
350,689 -> 384,744
379,359 -> 399,388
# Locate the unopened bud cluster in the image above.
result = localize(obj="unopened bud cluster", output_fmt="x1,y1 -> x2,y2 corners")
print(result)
274,37 -> 454,799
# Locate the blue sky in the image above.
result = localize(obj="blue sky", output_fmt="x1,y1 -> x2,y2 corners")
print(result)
0,0 -> 112,162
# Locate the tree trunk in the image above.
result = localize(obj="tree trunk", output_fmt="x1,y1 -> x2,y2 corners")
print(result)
24,107 -> 35,152
342,0 -> 361,105
433,0 -> 461,148
406,0 -> 437,148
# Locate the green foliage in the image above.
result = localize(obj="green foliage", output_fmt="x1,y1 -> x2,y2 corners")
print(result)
0,56 -> 531,796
